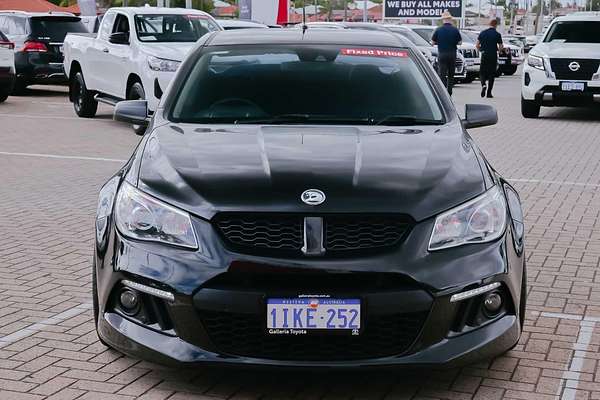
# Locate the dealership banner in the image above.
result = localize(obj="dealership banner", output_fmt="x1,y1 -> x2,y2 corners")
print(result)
240,0 -> 289,25
239,0 -> 252,20
384,0 -> 463,18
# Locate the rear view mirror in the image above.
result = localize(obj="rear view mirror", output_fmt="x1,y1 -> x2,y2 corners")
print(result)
114,100 -> 148,126
463,104 -> 498,129
109,32 -> 129,45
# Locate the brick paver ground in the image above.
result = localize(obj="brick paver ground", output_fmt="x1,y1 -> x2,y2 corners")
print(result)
0,71 -> 599,399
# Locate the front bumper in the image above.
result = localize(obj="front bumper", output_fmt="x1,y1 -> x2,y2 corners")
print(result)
522,64 -> 600,105
465,59 -> 481,73
94,210 -> 525,367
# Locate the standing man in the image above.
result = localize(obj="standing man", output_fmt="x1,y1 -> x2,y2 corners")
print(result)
477,19 -> 504,98
431,10 -> 461,96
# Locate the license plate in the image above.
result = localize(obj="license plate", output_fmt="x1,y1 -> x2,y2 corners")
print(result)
267,298 -> 361,335
561,81 -> 585,91
498,60 -> 505,65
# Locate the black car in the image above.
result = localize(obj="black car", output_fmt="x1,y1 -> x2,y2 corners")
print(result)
94,28 -> 526,367
0,11 -> 87,93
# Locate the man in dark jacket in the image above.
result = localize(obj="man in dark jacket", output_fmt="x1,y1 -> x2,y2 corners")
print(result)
477,19 -> 504,98
431,11 -> 461,95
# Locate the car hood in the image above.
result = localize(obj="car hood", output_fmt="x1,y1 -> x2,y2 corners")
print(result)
137,123 -> 486,222
532,42 -> 600,58
141,42 -> 196,62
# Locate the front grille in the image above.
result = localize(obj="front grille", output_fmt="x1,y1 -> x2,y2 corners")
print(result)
461,49 -> 478,59
200,310 -> 427,361
550,58 -> 600,80
511,48 -> 520,57
325,216 -> 409,251
215,214 -> 303,251
214,214 -> 411,255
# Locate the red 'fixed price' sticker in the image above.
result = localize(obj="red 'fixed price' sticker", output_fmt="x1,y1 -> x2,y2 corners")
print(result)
340,48 -> 408,58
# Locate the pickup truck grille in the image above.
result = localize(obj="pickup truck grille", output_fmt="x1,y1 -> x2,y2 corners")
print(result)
550,58 -> 600,81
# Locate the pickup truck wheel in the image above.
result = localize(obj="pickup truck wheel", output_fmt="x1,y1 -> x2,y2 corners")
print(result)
72,72 -> 98,118
128,82 -> 146,136
521,97 -> 540,118
0,92 -> 8,103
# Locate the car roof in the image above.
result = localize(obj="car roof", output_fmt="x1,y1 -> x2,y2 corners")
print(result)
552,12 -> 600,22
207,27 -> 411,48
217,19 -> 268,28
0,11 -> 77,18
108,7 -> 212,16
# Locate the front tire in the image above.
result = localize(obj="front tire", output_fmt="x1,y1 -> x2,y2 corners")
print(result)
11,79 -> 27,95
71,72 -> 98,118
127,81 -> 146,136
503,65 -> 518,76
521,96 -> 540,118
0,92 -> 8,103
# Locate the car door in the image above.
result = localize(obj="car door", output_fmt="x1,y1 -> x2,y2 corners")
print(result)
87,11 -> 115,92
103,12 -> 132,98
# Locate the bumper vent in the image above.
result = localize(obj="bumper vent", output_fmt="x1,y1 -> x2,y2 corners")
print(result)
200,310 -> 427,361
214,213 -> 411,255
550,58 -> 600,81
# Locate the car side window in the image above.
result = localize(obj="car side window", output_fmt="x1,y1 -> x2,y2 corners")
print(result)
99,12 -> 115,41
113,14 -> 130,35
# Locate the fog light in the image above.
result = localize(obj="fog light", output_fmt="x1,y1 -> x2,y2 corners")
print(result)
524,72 -> 531,86
119,289 -> 140,315
483,291 -> 503,317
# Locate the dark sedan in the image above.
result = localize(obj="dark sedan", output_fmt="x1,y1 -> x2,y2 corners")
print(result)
94,28 -> 526,367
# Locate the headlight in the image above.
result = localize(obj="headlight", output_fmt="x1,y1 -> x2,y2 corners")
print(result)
147,56 -> 181,72
115,182 -> 198,249
527,54 -> 544,70
429,186 -> 507,251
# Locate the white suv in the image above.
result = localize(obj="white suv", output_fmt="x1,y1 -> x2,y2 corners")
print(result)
521,13 -> 600,118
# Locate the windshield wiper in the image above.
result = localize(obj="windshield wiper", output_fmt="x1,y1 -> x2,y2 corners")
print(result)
373,115 -> 444,126
235,114 -> 371,125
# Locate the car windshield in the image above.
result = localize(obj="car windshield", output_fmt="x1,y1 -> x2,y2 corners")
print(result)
544,21 -> 600,43
30,17 -> 87,41
387,27 -> 431,47
134,14 -> 220,42
460,32 -> 475,43
171,45 -> 444,125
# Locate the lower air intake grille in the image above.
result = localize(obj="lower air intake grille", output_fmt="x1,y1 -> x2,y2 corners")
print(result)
200,310 -> 427,361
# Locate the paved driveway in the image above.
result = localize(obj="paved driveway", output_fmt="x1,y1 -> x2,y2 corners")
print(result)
0,73 -> 599,400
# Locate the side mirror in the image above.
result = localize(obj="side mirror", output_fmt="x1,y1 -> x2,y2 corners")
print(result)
463,104 -> 498,129
114,100 -> 148,126
109,32 -> 129,45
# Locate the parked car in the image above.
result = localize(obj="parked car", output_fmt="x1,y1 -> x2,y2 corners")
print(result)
302,22 -> 466,80
216,19 -> 268,30
521,13 -> 600,118
524,34 -> 539,52
0,29 -> 15,102
63,7 -> 221,134
457,31 -> 481,83
402,25 -> 478,83
0,11 -> 88,93
94,28 -> 526,368
498,38 -> 524,76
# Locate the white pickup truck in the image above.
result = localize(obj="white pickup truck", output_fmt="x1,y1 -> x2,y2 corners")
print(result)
521,13 -> 600,118
63,6 -> 221,134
